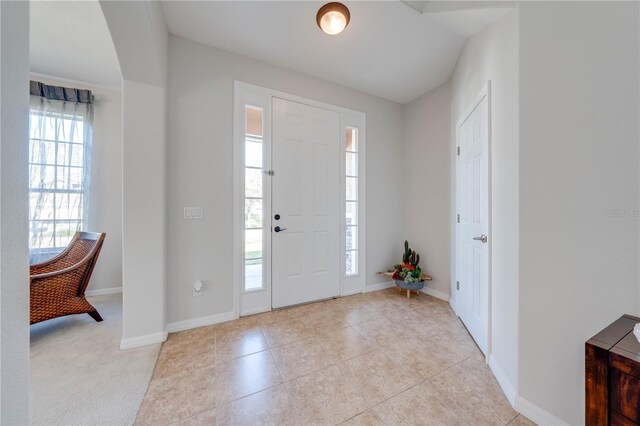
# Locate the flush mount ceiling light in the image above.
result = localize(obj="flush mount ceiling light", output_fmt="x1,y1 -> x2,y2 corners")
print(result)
316,2 -> 350,35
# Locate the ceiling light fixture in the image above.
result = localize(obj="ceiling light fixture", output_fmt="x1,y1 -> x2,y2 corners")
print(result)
316,2 -> 350,35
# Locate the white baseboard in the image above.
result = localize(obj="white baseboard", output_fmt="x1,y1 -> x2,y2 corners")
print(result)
365,280 -> 395,292
514,396 -> 568,426
488,356 -> 567,426
120,311 -> 240,349
120,330 -> 167,350
86,286 -> 122,297
420,286 -> 449,302
166,310 -> 237,333
488,356 -> 517,406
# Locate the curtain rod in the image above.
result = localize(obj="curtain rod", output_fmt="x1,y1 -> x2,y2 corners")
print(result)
30,80 -> 94,104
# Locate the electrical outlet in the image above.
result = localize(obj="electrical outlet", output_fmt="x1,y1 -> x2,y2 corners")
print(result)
184,207 -> 203,220
193,280 -> 204,296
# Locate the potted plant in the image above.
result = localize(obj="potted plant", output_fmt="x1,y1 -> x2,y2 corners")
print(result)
389,241 -> 426,297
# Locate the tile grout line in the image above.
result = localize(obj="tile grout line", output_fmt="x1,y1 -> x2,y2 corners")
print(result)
133,343 -> 171,426
141,289 -> 480,426
173,349 -> 286,425
338,351 -> 477,425
281,372 -> 305,426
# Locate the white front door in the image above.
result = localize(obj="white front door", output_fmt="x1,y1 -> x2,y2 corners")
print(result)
456,92 -> 489,354
271,98 -> 340,308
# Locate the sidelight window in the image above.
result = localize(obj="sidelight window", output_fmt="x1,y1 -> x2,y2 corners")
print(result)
345,127 -> 359,276
244,106 -> 265,291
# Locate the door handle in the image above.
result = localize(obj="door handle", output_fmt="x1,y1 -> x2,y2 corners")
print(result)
274,226 -> 287,233
473,234 -> 488,243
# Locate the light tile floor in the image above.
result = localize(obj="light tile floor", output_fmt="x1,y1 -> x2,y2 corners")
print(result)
136,288 -> 535,426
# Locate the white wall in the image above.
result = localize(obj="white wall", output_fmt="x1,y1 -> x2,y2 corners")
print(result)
120,80 -> 167,343
167,36 -> 404,324
30,77 -> 123,293
0,1 -> 30,423
450,9 -> 520,394
100,0 -> 169,347
518,2 -> 639,424
388,4 -> 640,424
99,1 -> 167,88
88,87 -> 123,292
402,82 -> 451,298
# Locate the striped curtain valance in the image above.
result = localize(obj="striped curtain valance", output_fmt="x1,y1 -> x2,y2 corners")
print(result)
30,80 -> 94,104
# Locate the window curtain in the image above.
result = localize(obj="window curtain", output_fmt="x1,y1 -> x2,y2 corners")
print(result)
29,82 -> 94,264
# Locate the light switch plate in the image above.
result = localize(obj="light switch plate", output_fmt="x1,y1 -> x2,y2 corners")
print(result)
184,207 -> 203,220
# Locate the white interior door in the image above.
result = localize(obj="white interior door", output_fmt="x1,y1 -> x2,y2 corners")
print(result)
271,98 -> 340,308
457,93 -> 489,354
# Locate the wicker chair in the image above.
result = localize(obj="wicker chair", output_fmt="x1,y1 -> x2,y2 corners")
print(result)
30,232 -> 106,325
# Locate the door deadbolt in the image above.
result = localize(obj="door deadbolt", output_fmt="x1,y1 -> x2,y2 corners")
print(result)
274,214 -> 280,220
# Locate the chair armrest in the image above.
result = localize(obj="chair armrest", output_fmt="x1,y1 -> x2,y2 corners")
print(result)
30,262 -> 86,282
30,233 -> 81,270
30,249 -> 96,281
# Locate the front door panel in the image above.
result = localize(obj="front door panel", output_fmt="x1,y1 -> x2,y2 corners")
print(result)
272,98 -> 340,308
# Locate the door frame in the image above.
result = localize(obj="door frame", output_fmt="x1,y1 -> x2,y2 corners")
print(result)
233,81 -> 367,318
454,80 -> 492,359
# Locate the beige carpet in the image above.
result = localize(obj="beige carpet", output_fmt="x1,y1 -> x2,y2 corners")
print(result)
30,293 -> 160,425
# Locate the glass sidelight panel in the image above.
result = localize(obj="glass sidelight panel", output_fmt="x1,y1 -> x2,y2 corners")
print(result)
245,168 -> 262,198
245,199 -> 263,229
346,250 -> 358,276
245,106 -> 263,137
245,229 -> 262,260
345,201 -> 357,225
346,225 -> 358,250
345,177 -> 357,201
346,128 -> 358,152
244,105 -> 265,292
245,259 -> 263,291
345,127 -> 359,276
245,139 -> 263,168
346,152 -> 357,176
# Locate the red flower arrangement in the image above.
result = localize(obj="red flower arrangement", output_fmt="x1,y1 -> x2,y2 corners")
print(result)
388,241 -> 423,284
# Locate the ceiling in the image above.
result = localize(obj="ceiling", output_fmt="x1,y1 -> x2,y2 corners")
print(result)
29,1 -> 121,91
403,1 -> 513,37
161,1 -> 512,104
29,1 -> 512,103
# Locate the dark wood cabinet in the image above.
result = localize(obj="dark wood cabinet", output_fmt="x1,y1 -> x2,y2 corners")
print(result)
586,314 -> 640,426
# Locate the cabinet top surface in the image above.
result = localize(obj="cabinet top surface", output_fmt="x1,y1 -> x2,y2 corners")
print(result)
588,315 -> 640,350
616,331 -> 640,358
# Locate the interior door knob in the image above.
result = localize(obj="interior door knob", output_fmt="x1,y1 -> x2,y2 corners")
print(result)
274,226 -> 287,233
473,234 -> 488,243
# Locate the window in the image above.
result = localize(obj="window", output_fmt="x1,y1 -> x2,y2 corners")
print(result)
345,127 -> 358,276
244,106 -> 265,291
29,105 -> 89,261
